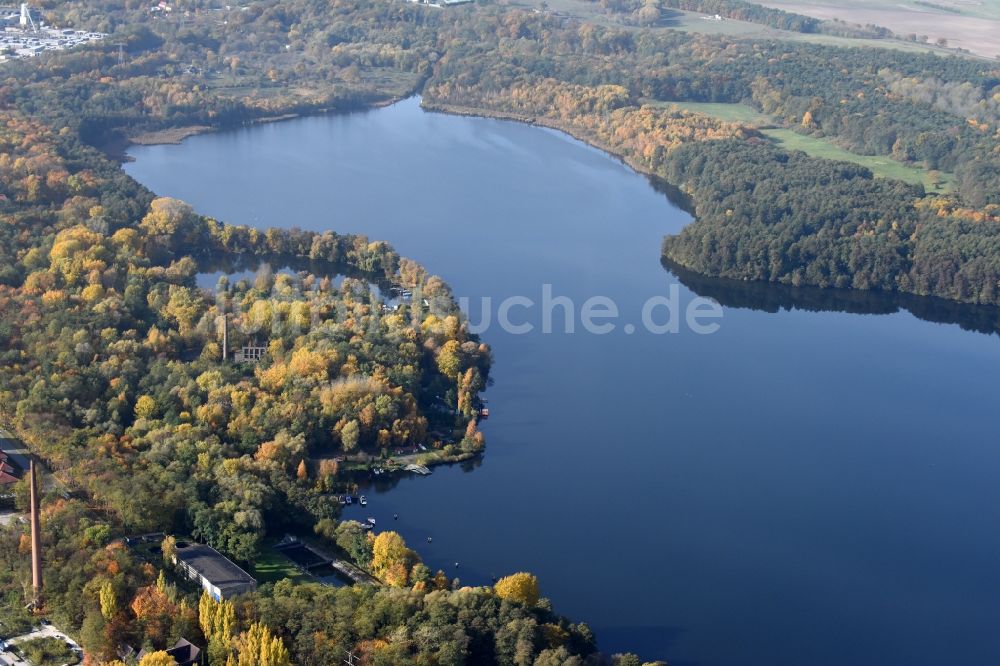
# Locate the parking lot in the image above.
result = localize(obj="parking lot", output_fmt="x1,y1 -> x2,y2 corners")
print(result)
1,623 -> 82,665
0,26 -> 104,60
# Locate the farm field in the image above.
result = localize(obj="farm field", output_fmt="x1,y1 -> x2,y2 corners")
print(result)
518,0 -> 964,56
757,0 -> 1000,57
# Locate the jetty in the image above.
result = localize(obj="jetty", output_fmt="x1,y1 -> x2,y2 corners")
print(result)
329,558 -> 379,585
274,536 -> 379,585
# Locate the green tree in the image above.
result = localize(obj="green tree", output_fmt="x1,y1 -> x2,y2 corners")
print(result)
340,419 -> 360,452
330,520 -> 373,567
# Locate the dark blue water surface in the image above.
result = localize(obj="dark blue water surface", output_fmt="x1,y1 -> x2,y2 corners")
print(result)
126,97 -> 1000,666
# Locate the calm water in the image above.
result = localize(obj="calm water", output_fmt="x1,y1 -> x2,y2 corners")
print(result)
126,97 -> 1000,665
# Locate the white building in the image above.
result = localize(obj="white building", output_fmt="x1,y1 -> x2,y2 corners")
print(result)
173,541 -> 257,600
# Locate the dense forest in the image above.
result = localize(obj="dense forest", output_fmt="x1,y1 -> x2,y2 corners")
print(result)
0,0 -> 999,663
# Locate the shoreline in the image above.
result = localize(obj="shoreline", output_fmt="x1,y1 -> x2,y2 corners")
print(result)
420,99 -> 655,181
128,124 -> 215,146
107,94 -> 410,158
420,98 -> 697,214
127,113 -> 310,146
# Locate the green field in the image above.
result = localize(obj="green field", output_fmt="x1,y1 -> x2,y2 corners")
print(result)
254,548 -> 308,584
761,129 -> 953,192
661,101 -> 953,192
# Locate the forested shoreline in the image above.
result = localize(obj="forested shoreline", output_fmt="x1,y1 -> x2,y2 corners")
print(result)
417,22 -> 1000,305
1,0 -> 999,663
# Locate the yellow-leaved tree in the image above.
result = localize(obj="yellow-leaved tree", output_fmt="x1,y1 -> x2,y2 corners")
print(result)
138,651 -> 180,666
135,395 -> 158,420
371,531 -> 415,587
199,591 -> 236,640
234,622 -> 291,666
494,572 -> 541,606
198,591 -> 215,638
99,580 -> 118,620
200,591 -> 239,665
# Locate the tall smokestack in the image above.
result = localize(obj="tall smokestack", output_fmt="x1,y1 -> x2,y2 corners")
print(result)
222,313 -> 228,362
29,458 -> 42,606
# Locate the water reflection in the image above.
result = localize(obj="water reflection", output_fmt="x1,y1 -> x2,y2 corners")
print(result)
664,257 -> 1000,338
195,253 -> 396,295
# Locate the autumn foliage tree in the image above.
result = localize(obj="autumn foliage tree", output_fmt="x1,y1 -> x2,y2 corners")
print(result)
131,585 -> 176,647
231,622 -> 291,666
139,651 -> 180,666
371,531 -> 417,587
495,572 -> 541,607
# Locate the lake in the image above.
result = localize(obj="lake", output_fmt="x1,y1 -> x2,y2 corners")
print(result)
126,97 -> 1000,666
